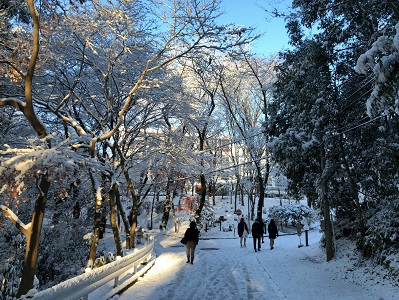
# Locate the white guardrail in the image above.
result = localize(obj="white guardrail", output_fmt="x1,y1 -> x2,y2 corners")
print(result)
30,237 -> 156,300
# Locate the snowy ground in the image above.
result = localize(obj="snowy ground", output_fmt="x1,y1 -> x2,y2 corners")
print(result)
90,197 -> 398,300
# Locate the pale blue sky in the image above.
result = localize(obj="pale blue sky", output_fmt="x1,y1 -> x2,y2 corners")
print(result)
219,0 -> 291,56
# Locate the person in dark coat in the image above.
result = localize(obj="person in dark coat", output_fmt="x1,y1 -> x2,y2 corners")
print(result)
184,221 -> 200,264
252,218 -> 262,252
267,219 -> 279,250
237,218 -> 249,247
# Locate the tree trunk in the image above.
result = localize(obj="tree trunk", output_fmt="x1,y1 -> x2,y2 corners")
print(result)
161,179 -> 172,229
338,132 -> 364,226
172,201 -> 178,232
150,184 -> 157,230
129,214 -> 137,249
115,145 -> 138,249
114,183 -> 131,248
15,0 -> 51,296
87,170 -> 103,268
320,146 -> 334,261
255,162 -> 265,220
234,179 -> 239,206
17,174 -> 51,297
120,167 -> 136,249
109,183 -> 123,256
195,173 -> 207,223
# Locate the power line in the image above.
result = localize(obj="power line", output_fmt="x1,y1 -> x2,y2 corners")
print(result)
203,130 -> 266,153
339,115 -> 383,134
202,155 -> 270,176
157,155 -> 271,183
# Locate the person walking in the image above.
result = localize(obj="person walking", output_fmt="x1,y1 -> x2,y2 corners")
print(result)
184,221 -> 200,264
237,218 -> 249,247
252,218 -> 262,252
267,219 -> 279,250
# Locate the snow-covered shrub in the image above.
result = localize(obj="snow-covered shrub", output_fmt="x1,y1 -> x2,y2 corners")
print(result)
268,203 -> 314,227
135,227 -> 144,244
360,198 -> 399,272
93,251 -> 116,268
0,227 -> 25,300
94,256 -> 106,268
36,219 -> 91,289
140,199 -> 153,215
106,252 -> 115,264
198,209 -> 216,229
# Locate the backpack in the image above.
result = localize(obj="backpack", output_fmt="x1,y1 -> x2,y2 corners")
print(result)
252,221 -> 261,234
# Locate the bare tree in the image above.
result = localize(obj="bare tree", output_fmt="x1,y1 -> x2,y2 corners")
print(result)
219,54 -> 277,219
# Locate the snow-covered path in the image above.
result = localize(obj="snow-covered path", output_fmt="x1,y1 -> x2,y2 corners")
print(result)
101,227 -> 396,300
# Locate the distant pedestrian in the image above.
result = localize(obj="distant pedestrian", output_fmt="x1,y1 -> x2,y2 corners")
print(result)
252,218 -> 262,252
267,219 -> 279,250
237,218 -> 249,247
184,221 -> 199,264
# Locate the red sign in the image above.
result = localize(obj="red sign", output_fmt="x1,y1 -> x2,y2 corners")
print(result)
235,209 -> 242,216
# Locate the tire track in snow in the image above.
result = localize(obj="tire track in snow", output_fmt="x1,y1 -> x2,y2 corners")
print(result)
116,237 -> 287,300
256,256 -> 288,299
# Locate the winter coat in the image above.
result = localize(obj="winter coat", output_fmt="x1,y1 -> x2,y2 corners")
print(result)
184,222 -> 199,244
251,221 -> 262,238
237,219 -> 249,237
268,221 -> 279,239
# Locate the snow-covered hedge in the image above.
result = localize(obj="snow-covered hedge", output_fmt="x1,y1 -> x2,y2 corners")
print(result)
268,203 -> 314,227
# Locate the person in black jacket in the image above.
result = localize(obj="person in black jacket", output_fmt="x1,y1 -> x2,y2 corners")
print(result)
267,219 -> 279,250
184,221 -> 200,264
237,218 -> 249,247
252,218 -> 262,252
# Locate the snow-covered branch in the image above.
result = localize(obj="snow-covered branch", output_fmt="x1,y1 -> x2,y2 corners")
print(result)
0,204 -> 30,236
355,22 -> 399,117
0,97 -> 26,111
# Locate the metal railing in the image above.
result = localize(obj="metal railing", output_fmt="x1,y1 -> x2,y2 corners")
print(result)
31,237 -> 155,300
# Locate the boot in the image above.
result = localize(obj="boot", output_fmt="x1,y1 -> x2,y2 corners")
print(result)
190,257 -> 194,264
186,256 -> 190,263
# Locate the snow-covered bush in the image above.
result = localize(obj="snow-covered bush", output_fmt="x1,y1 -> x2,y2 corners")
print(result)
198,209 -> 216,229
106,252 -> 115,264
140,199 -> 153,215
0,230 -> 25,300
268,203 -> 314,227
360,198 -> 399,273
36,219 -> 91,289
93,251 -> 116,268
94,256 -> 106,268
